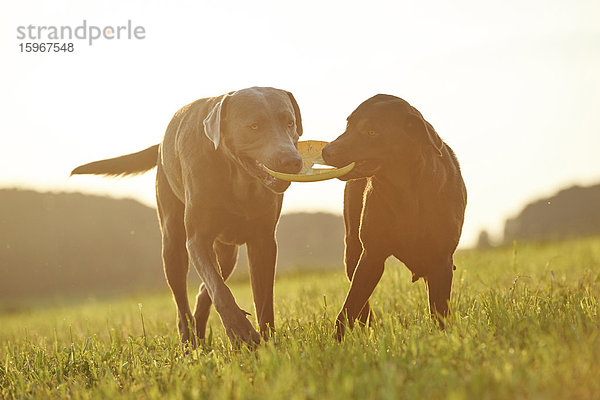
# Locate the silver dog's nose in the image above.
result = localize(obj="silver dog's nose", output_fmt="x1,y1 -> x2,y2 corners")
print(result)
274,151 -> 303,174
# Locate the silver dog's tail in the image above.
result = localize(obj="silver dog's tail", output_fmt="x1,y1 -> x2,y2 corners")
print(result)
71,144 -> 159,177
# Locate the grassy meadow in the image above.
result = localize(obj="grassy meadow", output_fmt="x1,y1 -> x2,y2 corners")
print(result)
1,237 -> 599,399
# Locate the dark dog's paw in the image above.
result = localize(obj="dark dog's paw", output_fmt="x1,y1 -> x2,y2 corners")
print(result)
334,312 -> 351,342
334,322 -> 345,342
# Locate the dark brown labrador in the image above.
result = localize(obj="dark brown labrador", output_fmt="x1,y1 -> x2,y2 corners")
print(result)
72,87 -> 304,346
322,94 -> 467,339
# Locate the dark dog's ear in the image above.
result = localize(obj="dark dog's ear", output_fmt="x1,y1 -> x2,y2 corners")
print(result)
424,120 -> 444,157
406,109 -> 444,157
286,91 -> 303,137
203,94 -> 230,150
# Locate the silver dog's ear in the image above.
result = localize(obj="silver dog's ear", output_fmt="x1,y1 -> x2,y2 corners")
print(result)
285,91 -> 303,136
203,94 -> 229,150
407,109 -> 444,157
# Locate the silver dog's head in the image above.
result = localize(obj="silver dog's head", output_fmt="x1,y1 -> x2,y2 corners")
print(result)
203,87 -> 304,193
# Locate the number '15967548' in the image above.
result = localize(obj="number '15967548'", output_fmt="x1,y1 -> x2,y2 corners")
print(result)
19,43 -> 74,52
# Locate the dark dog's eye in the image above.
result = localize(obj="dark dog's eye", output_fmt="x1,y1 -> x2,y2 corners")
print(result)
250,123 -> 259,130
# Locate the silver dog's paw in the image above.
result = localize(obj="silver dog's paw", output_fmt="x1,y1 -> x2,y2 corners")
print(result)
223,308 -> 261,348
177,313 -> 199,347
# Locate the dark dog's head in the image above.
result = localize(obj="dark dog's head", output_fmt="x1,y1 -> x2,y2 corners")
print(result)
322,94 -> 444,180
203,87 -> 304,193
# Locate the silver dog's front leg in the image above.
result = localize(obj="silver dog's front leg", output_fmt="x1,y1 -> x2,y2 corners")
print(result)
247,234 -> 277,338
185,232 -> 261,347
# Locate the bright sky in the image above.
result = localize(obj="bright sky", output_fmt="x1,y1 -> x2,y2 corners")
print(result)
2,0 -> 599,247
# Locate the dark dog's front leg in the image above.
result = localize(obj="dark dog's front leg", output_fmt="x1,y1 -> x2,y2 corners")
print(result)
343,178 -> 372,325
335,251 -> 385,340
425,266 -> 453,329
345,239 -> 373,326
247,235 -> 277,338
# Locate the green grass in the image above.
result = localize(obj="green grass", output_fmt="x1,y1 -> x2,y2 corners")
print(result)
1,237 -> 599,399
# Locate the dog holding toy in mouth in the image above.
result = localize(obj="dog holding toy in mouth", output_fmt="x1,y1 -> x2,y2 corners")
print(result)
72,87 -> 304,347
322,94 -> 467,339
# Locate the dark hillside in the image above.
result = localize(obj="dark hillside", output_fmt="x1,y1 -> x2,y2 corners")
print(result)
504,183 -> 600,243
0,190 -> 163,300
0,189 -> 344,302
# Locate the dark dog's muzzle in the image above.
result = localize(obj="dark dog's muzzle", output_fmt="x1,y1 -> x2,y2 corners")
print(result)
322,141 -> 350,168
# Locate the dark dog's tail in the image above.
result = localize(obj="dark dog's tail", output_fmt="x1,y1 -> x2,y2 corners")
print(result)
71,144 -> 159,177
